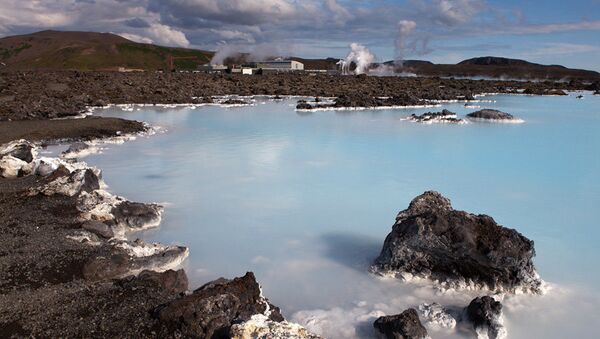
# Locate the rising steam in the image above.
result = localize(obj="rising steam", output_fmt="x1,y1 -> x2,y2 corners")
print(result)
395,20 -> 417,66
337,43 -> 375,75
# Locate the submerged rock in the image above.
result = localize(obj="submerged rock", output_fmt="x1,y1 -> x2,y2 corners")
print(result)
465,296 -> 506,339
155,272 -> 283,338
373,191 -> 542,292
230,314 -> 323,339
466,109 -> 515,121
408,109 -> 464,124
373,308 -> 428,339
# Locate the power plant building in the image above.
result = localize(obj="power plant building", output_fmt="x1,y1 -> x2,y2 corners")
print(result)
256,60 -> 304,71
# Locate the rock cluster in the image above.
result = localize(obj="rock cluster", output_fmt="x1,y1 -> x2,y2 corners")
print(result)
407,109 -> 465,124
373,191 -> 542,292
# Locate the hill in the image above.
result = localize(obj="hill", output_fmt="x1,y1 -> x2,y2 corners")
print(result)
0,30 -> 213,71
396,56 -> 599,81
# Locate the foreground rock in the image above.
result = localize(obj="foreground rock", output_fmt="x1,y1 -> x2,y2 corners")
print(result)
465,296 -> 506,339
373,308 -> 428,339
373,191 -> 542,292
407,109 -> 465,124
231,314 -> 323,339
466,109 -> 516,121
155,272 -> 284,337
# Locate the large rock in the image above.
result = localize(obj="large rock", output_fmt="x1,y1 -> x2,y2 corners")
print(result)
373,308 -> 428,339
155,272 -> 284,338
373,191 -> 541,292
35,168 -> 101,196
465,296 -> 506,339
466,109 -> 515,121
117,269 -> 189,294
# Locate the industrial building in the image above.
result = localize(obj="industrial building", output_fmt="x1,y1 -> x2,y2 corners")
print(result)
197,60 -> 304,74
256,60 -> 304,72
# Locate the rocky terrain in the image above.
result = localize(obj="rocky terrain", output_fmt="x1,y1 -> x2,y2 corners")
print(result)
373,191 -> 542,292
0,71 -> 592,121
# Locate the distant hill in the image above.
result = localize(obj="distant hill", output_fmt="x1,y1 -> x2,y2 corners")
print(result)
396,56 -> 599,81
0,30 -> 213,71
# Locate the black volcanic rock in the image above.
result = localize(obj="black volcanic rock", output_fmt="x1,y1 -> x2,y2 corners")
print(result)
408,109 -> 463,123
373,191 -> 541,292
465,296 -> 506,339
373,308 -> 428,339
466,109 -> 515,121
296,100 -> 313,110
111,201 -> 162,230
155,272 -> 283,338
523,88 -> 567,96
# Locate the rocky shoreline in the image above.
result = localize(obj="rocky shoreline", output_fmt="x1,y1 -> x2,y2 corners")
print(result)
0,72 -> 561,338
0,138 -> 320,338
1,71 -> 596,121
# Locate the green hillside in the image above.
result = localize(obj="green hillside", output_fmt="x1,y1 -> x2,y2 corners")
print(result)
0,30 -> 213,71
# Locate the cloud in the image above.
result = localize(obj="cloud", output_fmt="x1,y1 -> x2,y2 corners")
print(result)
116,32 -> 154,44
505,20 -> 600,34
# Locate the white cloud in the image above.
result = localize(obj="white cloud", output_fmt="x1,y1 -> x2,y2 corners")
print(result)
146,23 -> 190,47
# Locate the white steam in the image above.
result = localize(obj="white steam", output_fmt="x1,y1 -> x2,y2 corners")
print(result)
337,43 -> 375,75
395,20 -> 417,66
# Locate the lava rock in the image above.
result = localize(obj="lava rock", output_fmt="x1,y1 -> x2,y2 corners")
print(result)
373,308 -> 428,339
409,109 -> 463,123
155,272 -> 283,338
465,296 -> 506,339
373,191 -> 541,292
0,140 -> 35,162
111,201 -> 162,230
81,220 -> 114,239
82,241 -> 188,281
134,269 -> 189,294
296,100 -> 313,110
466,109 -> 515,121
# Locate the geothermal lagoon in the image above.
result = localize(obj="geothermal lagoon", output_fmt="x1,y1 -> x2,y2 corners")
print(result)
69,93 -> 600,338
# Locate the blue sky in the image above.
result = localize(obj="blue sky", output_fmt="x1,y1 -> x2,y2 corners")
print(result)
0,0 -> 599,70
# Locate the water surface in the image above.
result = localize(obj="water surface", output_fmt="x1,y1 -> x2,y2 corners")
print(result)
86,93 -> 600,338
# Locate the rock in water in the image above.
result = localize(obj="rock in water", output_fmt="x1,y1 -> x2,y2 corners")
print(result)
373,191 -> 542,292
465,296 -> 506,339
373,308 -> 428,339
466,109 -> 515,121
155,272 -> 283,338
111,201 -> 162,230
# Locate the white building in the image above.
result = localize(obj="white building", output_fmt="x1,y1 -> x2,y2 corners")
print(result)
256,60 -> 304,71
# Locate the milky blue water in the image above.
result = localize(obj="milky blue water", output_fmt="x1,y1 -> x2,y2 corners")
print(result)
86,93 -> 600,338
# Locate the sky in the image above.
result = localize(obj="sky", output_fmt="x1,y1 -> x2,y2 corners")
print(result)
0,0 -> 599,71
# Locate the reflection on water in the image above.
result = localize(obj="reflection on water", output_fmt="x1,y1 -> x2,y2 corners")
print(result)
86,94 -> 600,338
